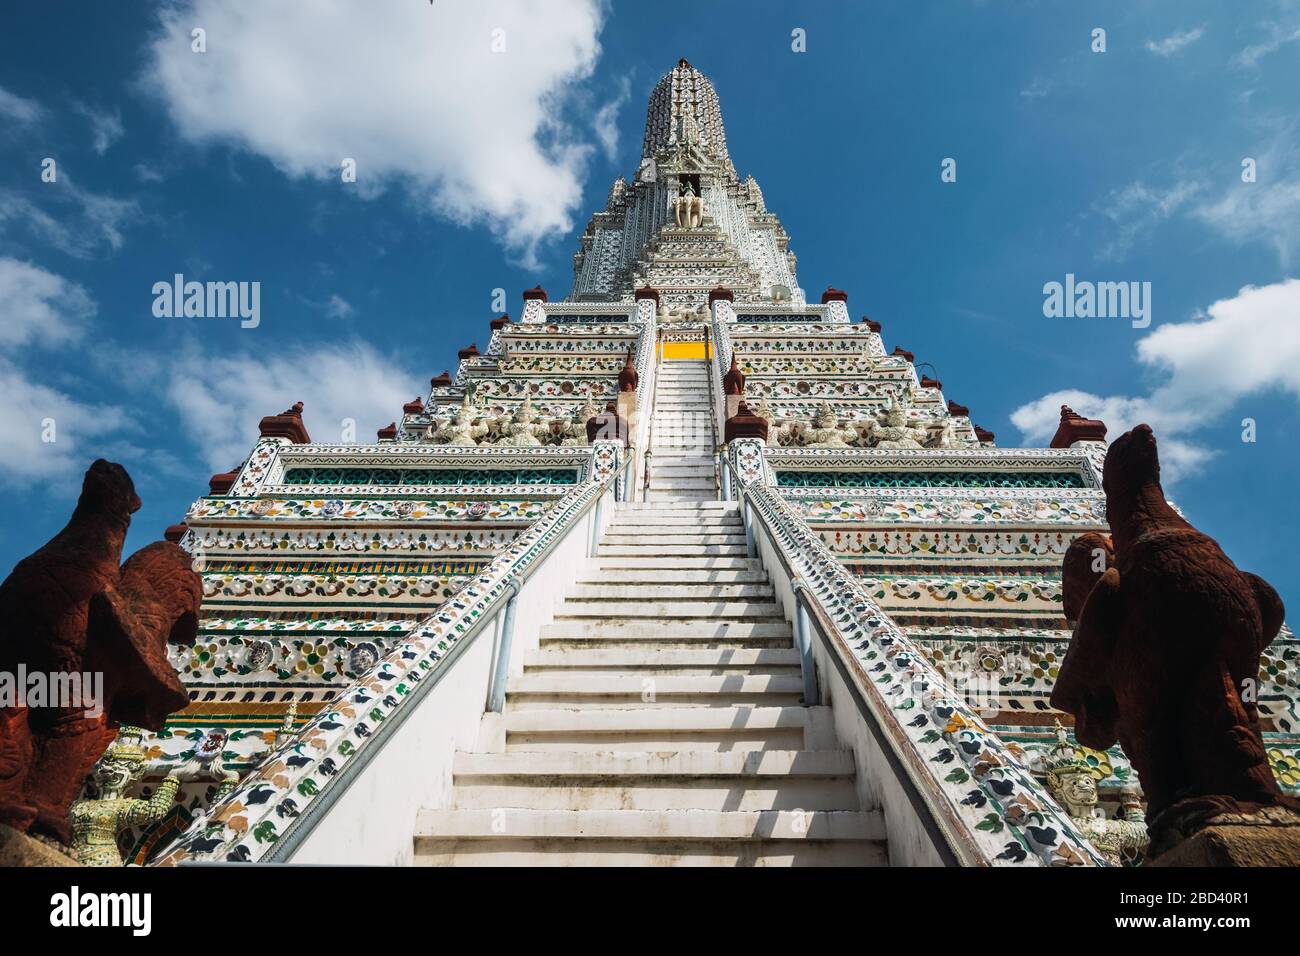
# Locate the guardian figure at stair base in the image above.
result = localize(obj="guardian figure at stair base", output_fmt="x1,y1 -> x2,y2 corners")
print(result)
1052,425 -> 1300,864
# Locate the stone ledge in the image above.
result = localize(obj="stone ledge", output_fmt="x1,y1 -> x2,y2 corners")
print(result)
1150,806 -> 1300,867
0,824 -> 80,867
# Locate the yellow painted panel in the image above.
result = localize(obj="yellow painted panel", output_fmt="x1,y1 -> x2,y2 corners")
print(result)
660,341 -> 712,360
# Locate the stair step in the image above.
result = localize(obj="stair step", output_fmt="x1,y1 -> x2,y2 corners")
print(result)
523,647 -> 801,673
418,808 -> 880,840
556,600 -> 784,619
455,749 -> 850,778
415,838 -> 886,866
414,809 -> 886,866
451,757 -> 860,810
501,705 -> 837,751
598,545 -> 745,557
612,503 -> 729,513
604,522 -> 740,533
599,533 -> 741,546
505,674 -> 804,709
604,521 -> 740,533
616,502 -> 735,510
540,620 -> 792,650
567,584 -> 772,600
594,556 -> 757,569
576,568 -> 765,583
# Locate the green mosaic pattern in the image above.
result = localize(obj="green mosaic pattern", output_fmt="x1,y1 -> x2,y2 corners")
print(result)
775,470 -> 1086,489
282,467 -> 579,486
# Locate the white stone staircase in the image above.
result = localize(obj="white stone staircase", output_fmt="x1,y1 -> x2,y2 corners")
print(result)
646,359 -> 716,502
413,498 -> 887,866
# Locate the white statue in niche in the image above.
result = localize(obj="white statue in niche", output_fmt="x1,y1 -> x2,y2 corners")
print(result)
433,393 -> 488,446
803,403 -> 856,448
495,397 -> 552,447
673,179 -> 704,227
871,398 -> 927,449
561,398 -> 600,446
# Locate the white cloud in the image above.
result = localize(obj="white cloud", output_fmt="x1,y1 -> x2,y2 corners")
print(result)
1012,279 -> 1300,481
144,0 -> 607,266
74,102 -> 125,155
0,179 -> 139,259
161,342 -> 422,471
325,294 -> 354,320
0,85 -> 42,125
1193,130 -> 1300,268
1093,178 -> 1204,261
0,358 -> 135,488
1018,78 -> 1050,101
0,260 -> 138,488
592,76 -> 631,161
1236,24 -> 1300,68
1145,27 -> 1205,57
0,257 -> 95,348
1010,389 -> 1212,478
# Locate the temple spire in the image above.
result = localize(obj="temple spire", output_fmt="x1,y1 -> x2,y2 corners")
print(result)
641,58 -> 735,178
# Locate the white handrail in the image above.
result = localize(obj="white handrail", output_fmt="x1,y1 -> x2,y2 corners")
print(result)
154,445 -> 632,865
719,448 -> 1106,867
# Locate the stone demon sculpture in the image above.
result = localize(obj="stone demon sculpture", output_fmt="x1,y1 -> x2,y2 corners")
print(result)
0,459 -> 200,844
1051,425 -> 1294,855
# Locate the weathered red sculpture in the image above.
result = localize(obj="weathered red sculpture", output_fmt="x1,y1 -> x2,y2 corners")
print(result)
1052,425 -> 1293,856
722,355 -> 745,396
617,349 -> 639,393
0,460 -> 200,844
724,401 -> 768,443
586,402 -> 629,446
1060,531 -> 1112,627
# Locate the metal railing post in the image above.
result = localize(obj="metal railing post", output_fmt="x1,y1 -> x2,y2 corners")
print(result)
486,576 -> 522,713
743,499 -> 756,559
588,490 -> 604,558
790,580 -> 820,706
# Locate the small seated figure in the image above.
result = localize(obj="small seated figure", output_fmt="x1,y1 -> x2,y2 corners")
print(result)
562,399 -> 600,445
497,397 -> 551,447
433,394 -> 487,446
1042,720 -> 1148,867
925,417 -> 959,449
804,403 -> 854,447
872,398 -> 926,449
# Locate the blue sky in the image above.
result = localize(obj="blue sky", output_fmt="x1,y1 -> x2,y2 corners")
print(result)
1,0 -> 1297,609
